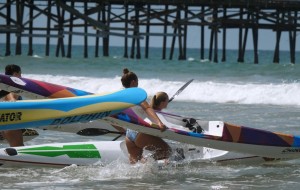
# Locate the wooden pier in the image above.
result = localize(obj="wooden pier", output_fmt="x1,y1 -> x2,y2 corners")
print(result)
0,0 -> 300,63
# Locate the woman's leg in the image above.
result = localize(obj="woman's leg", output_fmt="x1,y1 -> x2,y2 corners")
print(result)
125,137 -> 143,164
135,133 -> 171,160
3,130 -> 24,147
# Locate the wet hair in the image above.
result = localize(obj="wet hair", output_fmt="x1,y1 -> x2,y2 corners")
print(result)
151,92 -> 169,110
121,68 -> 138,88
5,64 -> 21,75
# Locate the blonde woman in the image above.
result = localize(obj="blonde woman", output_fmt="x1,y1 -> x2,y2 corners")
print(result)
150,92 -> 169,111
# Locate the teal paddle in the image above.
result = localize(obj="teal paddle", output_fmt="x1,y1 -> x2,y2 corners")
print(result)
168,79 -> 193,103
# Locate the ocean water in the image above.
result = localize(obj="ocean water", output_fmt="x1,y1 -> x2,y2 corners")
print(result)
1,44 -> 300,189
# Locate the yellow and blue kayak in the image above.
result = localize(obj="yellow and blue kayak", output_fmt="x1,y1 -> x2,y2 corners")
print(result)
0,87 -> 147,131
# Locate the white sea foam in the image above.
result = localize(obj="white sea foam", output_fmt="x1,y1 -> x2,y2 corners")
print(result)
26,74 -> 300,106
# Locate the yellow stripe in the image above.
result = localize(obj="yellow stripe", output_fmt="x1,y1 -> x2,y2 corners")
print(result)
0,102 -> 133,125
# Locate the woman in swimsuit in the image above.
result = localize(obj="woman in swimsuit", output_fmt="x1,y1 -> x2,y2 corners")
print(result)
121,68 -> 171,164
1,64 -> 24,147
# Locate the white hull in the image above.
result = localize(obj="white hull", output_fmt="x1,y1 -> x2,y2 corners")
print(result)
0,141 -> 276,168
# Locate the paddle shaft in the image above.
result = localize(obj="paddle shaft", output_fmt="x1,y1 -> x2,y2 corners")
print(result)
168,79 -> 193,103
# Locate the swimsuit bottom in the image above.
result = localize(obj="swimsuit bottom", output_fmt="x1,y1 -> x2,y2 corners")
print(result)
126,129 -> 138,142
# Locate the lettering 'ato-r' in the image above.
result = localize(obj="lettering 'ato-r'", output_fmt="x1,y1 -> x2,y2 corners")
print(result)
0,112 -> 22,122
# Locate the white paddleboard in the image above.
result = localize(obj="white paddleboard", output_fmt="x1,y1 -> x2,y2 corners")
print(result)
0,140 -> 274,168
